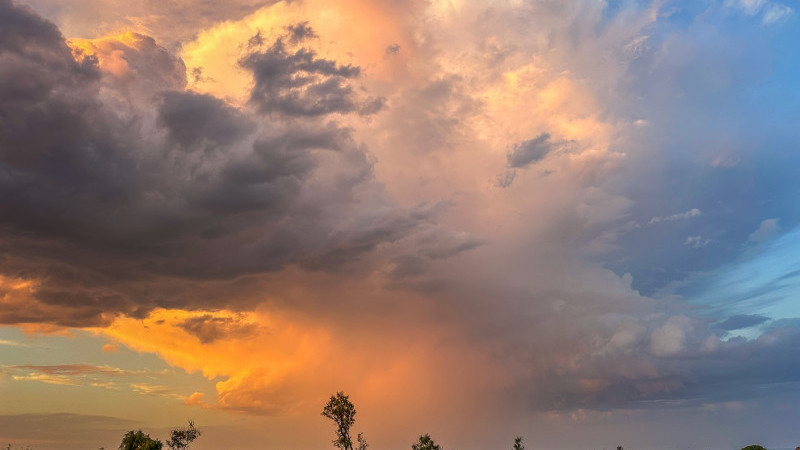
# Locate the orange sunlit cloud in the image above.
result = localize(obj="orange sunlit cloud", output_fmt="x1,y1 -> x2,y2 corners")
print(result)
96,303 -> 506,426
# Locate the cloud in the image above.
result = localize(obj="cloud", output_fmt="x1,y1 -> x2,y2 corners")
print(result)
184,391 -> 207,407
507,133 -> 557,168
725,0 -> 793,24
18,0 -> 273,48
748,218 -> 780,243
241,26 -> 384,117
4,1 -> 800,448
13,364 -> 131,376
177,314 -> 258,344
762,3 -> 793,23
725,0 -> 768,15
69,31 -> 187,95
715,314 -> 770,331
685,235 -> 713,248
157,90 -> 255,148
2,363 -> 151,390
130,383 -> 185,400
0,1 -> 468,327
649,315 -> 693,357
494,170 -> 516,188
101,343 -> 121,352
648,208 -> 703,225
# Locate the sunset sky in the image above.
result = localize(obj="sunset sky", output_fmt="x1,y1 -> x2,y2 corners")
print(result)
1,0 -> 800,449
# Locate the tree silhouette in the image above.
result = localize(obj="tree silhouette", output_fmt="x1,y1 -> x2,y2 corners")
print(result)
412,434 -> 441,450
322,391 -> 358,450
740,446 -> 767,450
166,421 -> 201,450
119,430 -> 162,450
513,436 -> 525,450
356,432 -> 369,450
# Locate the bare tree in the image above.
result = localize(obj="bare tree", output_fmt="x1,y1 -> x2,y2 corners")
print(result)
356,432 -> 369,450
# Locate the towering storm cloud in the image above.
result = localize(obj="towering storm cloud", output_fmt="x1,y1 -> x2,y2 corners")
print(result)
0,0 -> 462,327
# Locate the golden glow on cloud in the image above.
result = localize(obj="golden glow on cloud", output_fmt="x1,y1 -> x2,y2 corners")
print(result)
100,308 -> 335,414
70,32 -> 153,78
0,274 -> 36,292
484,63 -> 614,152
92,302 -> 505,431
0,275 -> 103,332
182,0 -> 414,102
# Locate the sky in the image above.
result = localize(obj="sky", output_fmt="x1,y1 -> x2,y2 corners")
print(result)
0,0 -> 799,449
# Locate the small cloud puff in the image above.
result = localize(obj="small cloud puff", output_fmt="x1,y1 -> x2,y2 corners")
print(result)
185,391 -> 208,407
748,218 -> 780,243
101,343 -> 120,353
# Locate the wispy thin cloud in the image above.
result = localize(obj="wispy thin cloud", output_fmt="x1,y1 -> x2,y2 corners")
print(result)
130,383 -> 186,400
14,364 -> 139,376
724,0 -> 794,24
762,3 -> 793,23
11,373 -> 80,386
649,208 -> 703,225
3,364 -> 157,391
685,235 -> 714,248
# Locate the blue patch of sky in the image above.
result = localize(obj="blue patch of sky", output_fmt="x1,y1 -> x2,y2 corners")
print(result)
602,0 -> 800,305
681,227 -> 800,320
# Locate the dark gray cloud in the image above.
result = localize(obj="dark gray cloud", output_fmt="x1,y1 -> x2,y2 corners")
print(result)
0,3 -> 466,326
494,170 -> 516,188
158,91 -> 255,149
505,314 -> 800,412
0,1 -> 100,166
285,21 -> 316,44
178,314 -> 258,344
715,314 -> 770,331
507,133 -> 556,168
242,27 -> 384,117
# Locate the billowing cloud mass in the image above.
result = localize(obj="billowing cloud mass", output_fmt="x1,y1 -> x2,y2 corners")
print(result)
0,0 -> 455,328
2,0 -> 800,449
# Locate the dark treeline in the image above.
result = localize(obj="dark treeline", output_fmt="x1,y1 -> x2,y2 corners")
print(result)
113,420 -> 201,450
8,393 -> 776,450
